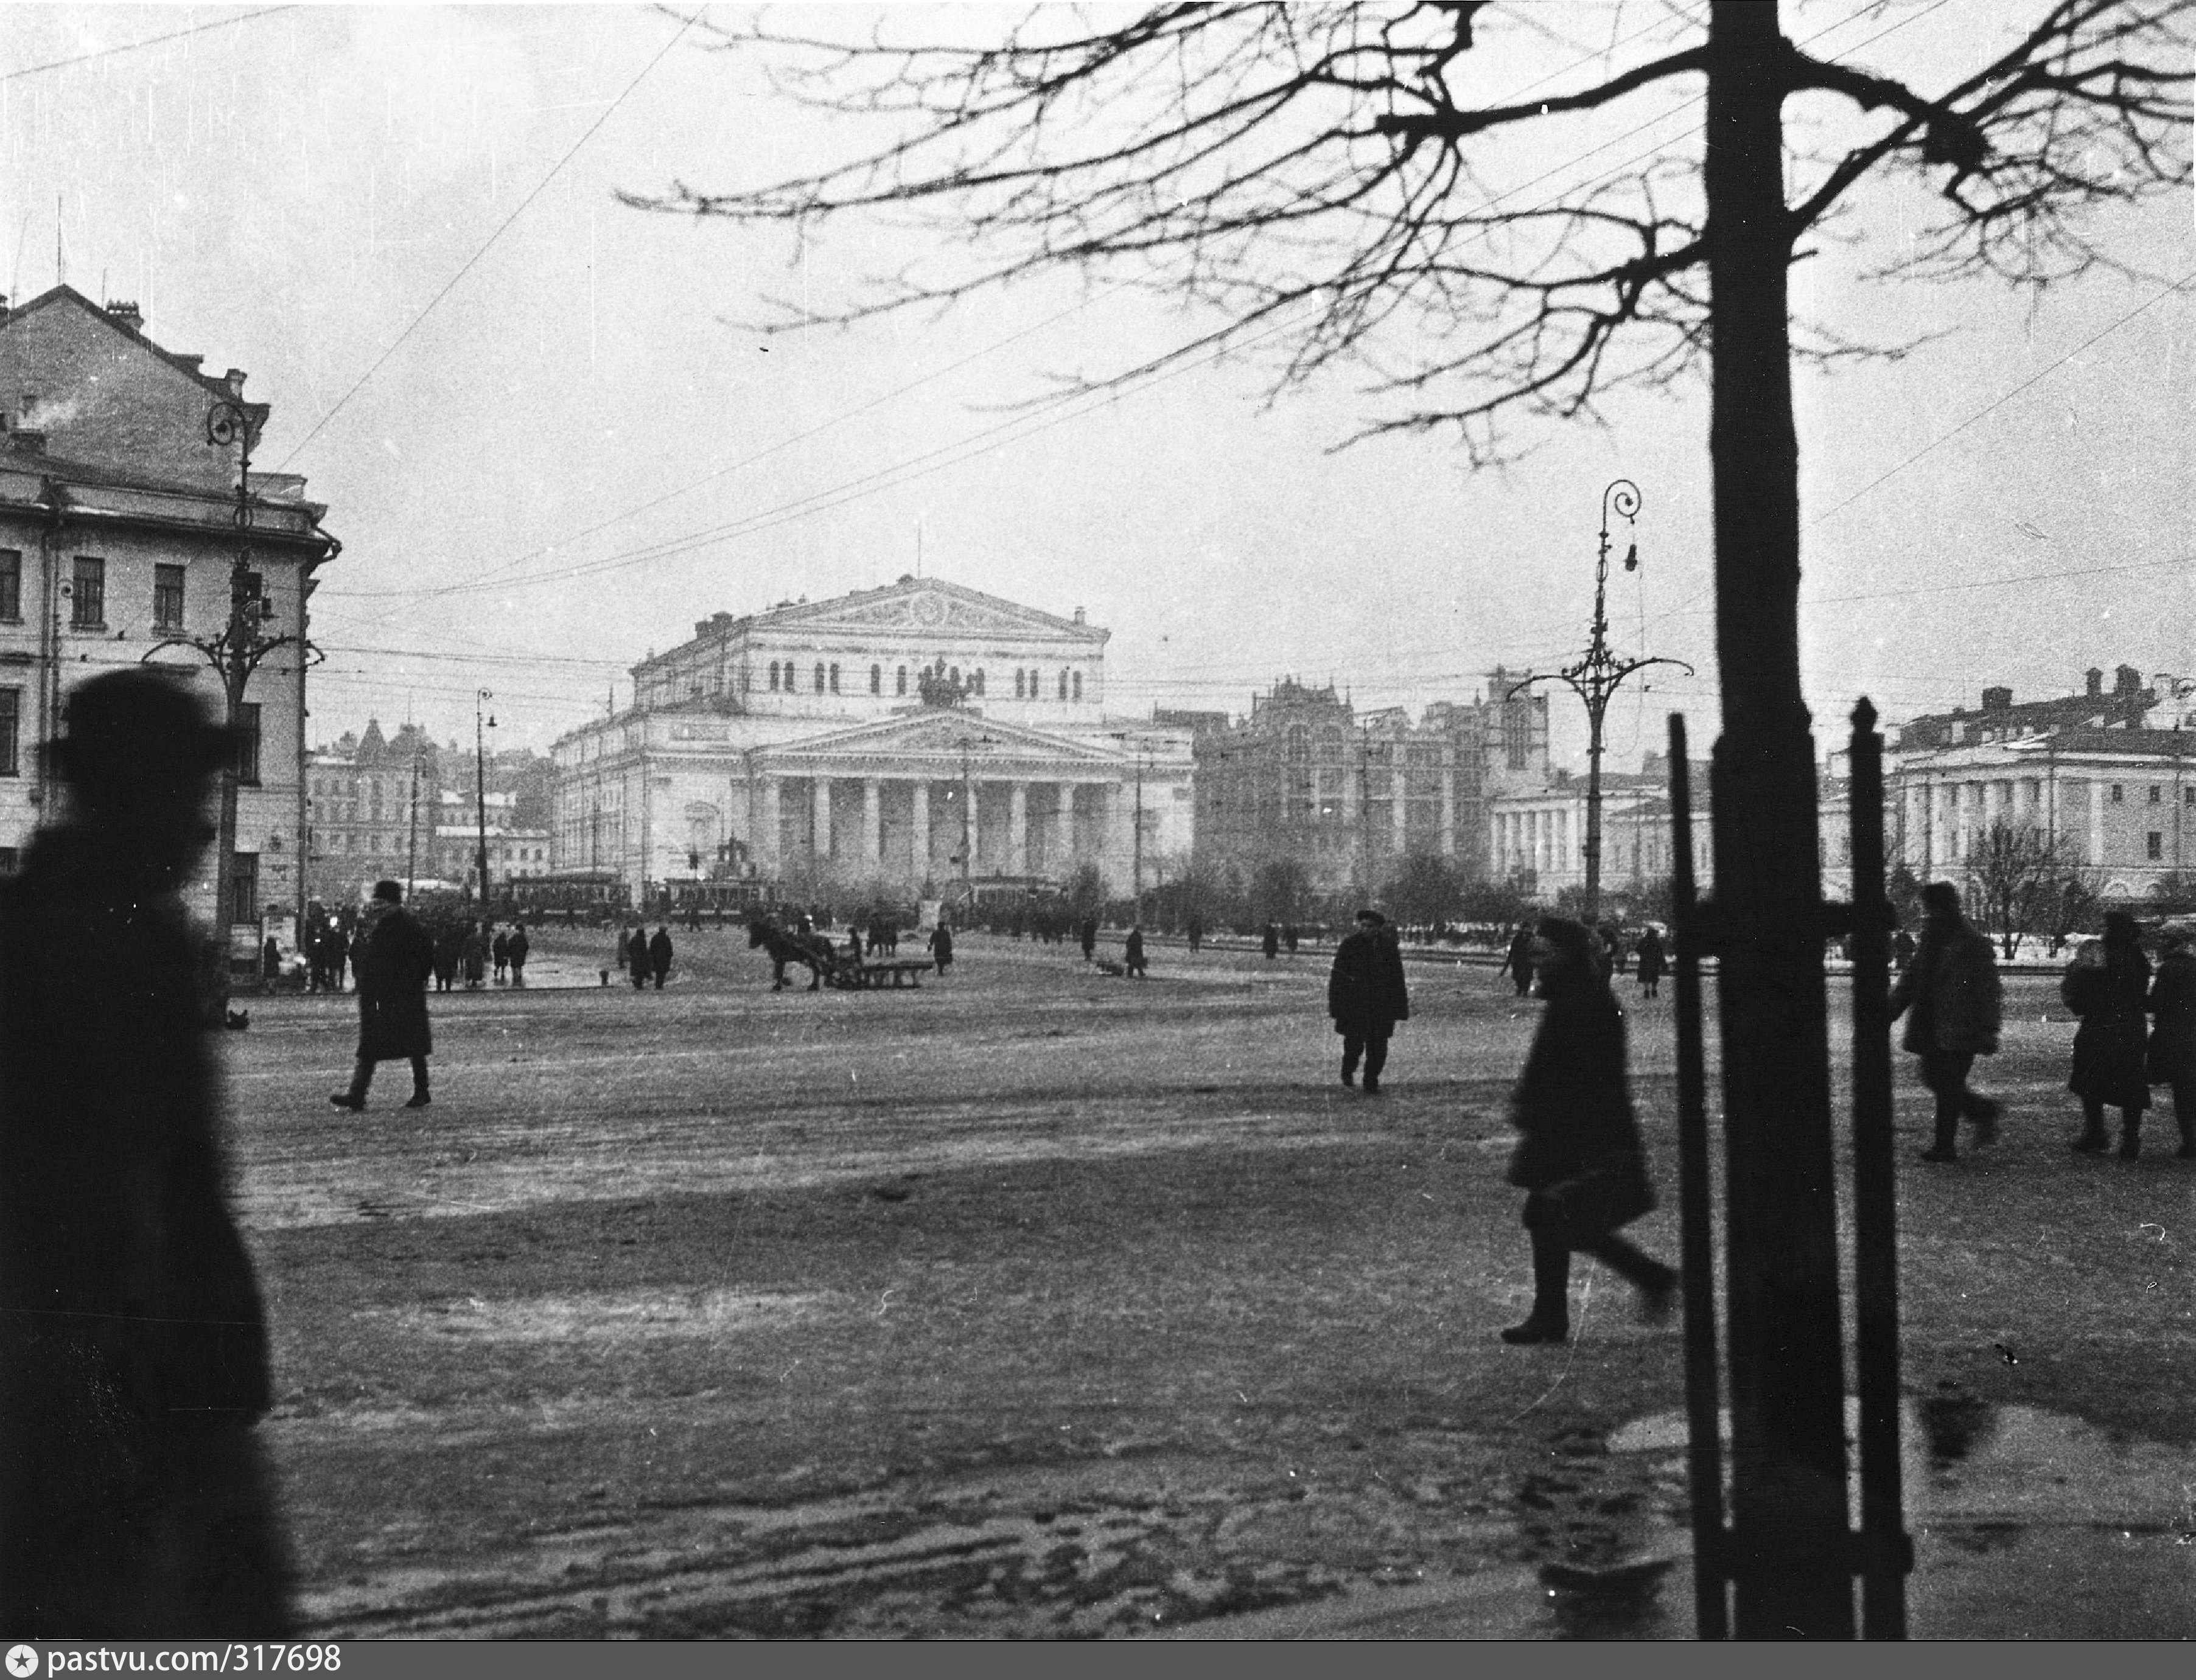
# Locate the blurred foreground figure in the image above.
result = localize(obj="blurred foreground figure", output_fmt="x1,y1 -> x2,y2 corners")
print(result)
1499,916 -> 1674,1345
0,671 -> 293,1634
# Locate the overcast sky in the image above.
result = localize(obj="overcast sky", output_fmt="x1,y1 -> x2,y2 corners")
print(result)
4,1 -> 2187,772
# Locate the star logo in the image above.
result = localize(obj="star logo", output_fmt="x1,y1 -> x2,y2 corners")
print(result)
7,1645 -> 39,1678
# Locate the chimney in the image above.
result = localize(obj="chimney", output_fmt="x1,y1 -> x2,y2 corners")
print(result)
1072,606 -> 1086,624
1981,685 -> 2012,712
103,299 -> 143,331
223,368 -> 247,396
2085,667 -> 2104,699
2114,663 -> 2142,695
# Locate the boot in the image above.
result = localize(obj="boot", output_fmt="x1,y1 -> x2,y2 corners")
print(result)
2118,1115 -> 2141,1160
2072,1101 -> 2110,1154
1502,1234 -> 1570,1344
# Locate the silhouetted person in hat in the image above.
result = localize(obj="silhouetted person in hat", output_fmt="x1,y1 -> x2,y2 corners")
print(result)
1328,908 -> 1410,1093
1,670 -> 293,1634
331,880 -> 435,1112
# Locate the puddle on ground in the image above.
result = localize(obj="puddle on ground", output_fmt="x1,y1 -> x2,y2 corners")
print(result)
1601,1396 -> 2196,1639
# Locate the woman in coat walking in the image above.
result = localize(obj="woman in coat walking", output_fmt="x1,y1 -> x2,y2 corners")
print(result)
1634,925 -> 1667,999
2065,911 -> 2152,1157
331,880 -> 435,1111
2147,923 -> 2196,1158
1499,916 -> 1674,1344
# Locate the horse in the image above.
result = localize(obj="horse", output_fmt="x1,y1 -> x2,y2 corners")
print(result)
748,915 -> 838,991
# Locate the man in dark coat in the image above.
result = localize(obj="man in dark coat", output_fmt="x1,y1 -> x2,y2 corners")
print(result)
1,671 -> 293,1633
649,925 -> 675,989
1080,916 -> 1099,964
2064,911 -> 2152,1157
1328,908 -> 1410,1093
627,925 -> 651,989
1499,916 -> 1675,1344
506,922 -> 530,988
2147,924 -> 2196,1159
1634,925 -> 1668,999
1261,921 -> 1279,961
1498,924 -> 1536,996
1889,880 -> 2003,1162
929,919 -> 955,975
332,880 -> 436,1111
1125,924 -> 1148,978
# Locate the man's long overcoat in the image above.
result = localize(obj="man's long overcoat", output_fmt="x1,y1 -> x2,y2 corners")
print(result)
354,906 -> 435,1062
1327,926 -> 1410,1039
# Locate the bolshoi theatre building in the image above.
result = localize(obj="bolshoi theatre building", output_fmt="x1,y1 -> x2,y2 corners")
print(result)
550,576 -> 1193,904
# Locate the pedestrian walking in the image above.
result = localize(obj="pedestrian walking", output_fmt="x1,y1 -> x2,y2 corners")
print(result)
649,925 -> 674,989
331,880 -> 436,1112
1081,916 -> 1099,964
1125,924 -> 1148,978
461,922 -> 486,990
1284,923 -> 1299,956
1889,880 -> 2003,1163
491,926 -> 509,984
1,672 -> 294,1634
1497,924 -> 1536,997
929,920 -> 955,975
844,927 -> 865,970
1498,916 -> 1676,1345
2064,911 -> 2152,1157
506,923 -> 530,988
1186,913 -> 1203,954
1261,921 -> 1279,961
261,935 -> 282,984
627,925 -> 651,990
2146,922 -> 2196,1159
1634,925 -> 1667,999
1327,908 -> 1410,1093
433,925 -> 461,994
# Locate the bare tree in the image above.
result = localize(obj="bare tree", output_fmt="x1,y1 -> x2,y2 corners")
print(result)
632,0 -> 2191,1637
1965,820 -> 2072,958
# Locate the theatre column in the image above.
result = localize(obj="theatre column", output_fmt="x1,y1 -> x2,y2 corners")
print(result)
911,782 -> 931,885
1054,784 -> 1076,866
813,775 -> 833,866
756,775 -> 782,874
1009,782 -> 1029,874
862,778 -> 883,869
1438,765 -> 1455,857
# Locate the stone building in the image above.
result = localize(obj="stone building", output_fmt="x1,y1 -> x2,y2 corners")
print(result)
550,576 -> 1192,904
1192,671 -> 1549,897
1487,756 -> 1715,905
1870,664 -> 2191,903
307,725 -> 555,904
0,287 -> 337,930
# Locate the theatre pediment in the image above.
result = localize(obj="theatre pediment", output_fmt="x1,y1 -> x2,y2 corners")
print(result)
760,579 -> 1103,643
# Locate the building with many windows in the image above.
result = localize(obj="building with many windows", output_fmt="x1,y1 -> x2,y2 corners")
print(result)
551,576 -> 1192,903
1192,671 -> 1550,898
0,287 -> 337,929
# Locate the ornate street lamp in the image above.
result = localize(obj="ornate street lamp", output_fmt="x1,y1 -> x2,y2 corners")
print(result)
145,396 -> 321,1011
1509,479 -> 1694,922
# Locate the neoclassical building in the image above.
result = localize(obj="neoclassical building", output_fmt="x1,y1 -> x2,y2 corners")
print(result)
551,577 -> 1192,902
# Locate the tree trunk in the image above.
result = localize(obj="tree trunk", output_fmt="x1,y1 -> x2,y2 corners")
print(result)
1705,0 -> 1855,1639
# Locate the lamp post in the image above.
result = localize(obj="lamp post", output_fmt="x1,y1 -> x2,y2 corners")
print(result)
474,689 -> 495,908
951,731 -> 996,903
1109,731 -> 1163,913
1509,479 -> 1693,922
405,750 -> 421,896
1355,724 -> 1393,905
144,396 -> 323,1014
